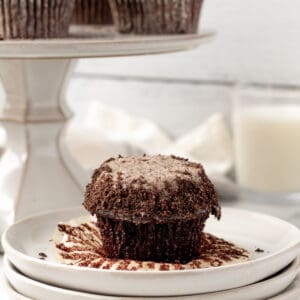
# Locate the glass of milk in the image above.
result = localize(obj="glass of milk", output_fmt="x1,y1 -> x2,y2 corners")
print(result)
232,84 -> 300,201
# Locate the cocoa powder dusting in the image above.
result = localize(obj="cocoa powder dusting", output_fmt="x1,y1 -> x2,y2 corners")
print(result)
55,220 -> 250,271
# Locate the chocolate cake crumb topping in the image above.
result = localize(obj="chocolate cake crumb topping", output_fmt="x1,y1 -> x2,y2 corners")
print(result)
84,155 -> 220,223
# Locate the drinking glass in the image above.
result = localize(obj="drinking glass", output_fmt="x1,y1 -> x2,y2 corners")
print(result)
232,83 -> 300,202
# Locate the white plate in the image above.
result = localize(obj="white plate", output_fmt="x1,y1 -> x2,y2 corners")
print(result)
2,276 -> 31,300
4,256 -> 300,300
0,31 -> 214,59
2,207 -> 300,297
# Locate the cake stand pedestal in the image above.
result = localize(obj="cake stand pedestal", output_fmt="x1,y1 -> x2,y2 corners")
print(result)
0,32 -> 214,229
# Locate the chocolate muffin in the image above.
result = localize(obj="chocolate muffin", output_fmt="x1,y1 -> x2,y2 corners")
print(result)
84,155 -> 220,263
72,0 -> 113,25
108,0 -> 204,34
0,0 -> 75,39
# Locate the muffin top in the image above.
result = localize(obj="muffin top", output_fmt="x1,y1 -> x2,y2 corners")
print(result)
84,155 -> 220,223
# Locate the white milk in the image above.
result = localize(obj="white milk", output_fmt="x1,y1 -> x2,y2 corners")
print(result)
233,105 -> 300,192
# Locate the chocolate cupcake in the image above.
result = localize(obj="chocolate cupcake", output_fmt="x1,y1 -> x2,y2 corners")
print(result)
108,0 -> 204,34
72,0 -> 113,25
84,155 -> 220,263
0,0 -> 75,39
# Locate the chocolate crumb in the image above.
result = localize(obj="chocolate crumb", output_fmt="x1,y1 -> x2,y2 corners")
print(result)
255,248 -> 264,253
39,252 -> 47,258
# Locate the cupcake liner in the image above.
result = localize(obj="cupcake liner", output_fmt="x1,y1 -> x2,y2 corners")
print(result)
0,0 -> 75,39
97,212 -> 209,263
35,0 -> 43,38
109,0 -> 204,34
72,0 -> 113,25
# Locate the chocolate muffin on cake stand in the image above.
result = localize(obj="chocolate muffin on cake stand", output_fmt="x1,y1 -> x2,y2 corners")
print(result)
0,29 -> 214,237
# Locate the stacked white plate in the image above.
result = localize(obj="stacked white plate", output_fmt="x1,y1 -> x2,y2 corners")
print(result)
2,207 -> 300,300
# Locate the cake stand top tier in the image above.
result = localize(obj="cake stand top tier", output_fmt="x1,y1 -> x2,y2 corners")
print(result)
0,28 -> 214,59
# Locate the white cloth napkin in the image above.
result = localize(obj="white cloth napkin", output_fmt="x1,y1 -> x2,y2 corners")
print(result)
66,102 -> 236,200
161,113 -> 233,175
66,102 -> 171,171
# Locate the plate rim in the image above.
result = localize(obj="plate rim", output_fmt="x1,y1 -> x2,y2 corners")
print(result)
2,275 -> 32,300
3,255 -> 300,299
0,31 -> 214,46
2,206 -> 300,275
0,30 -> 215,59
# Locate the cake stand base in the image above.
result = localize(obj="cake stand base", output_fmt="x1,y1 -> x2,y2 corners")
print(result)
0,59 -> 83,227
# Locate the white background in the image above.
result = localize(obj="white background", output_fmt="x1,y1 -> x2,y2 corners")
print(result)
66,0 -> 300,138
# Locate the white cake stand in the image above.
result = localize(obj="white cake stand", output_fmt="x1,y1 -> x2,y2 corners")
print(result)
0,30 -> 214,227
